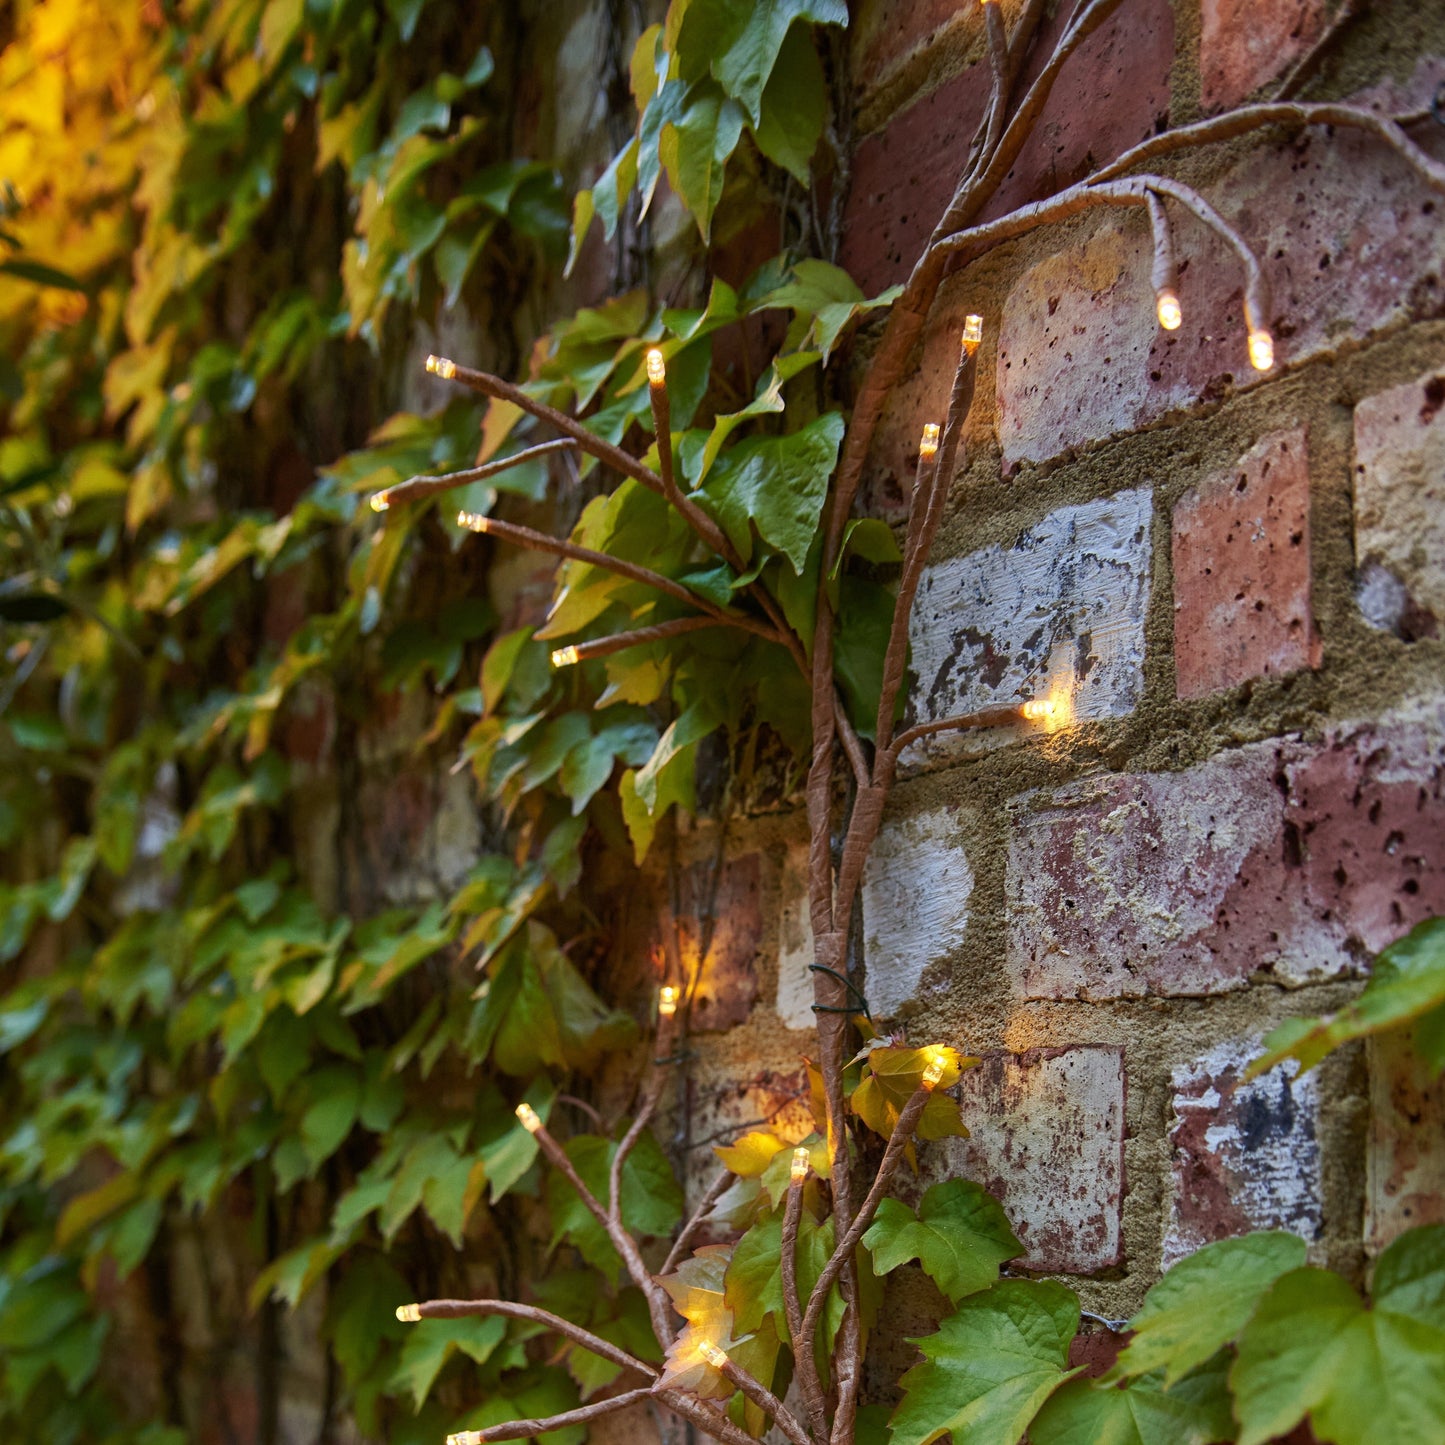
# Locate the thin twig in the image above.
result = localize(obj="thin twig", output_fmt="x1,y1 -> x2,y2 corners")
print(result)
458,1385 -> 656,1442
371,439 -> 577,510
660,1168 -> 735,1276
556,616 -> 729,664
710,1357 -> 813,1445
781,1171 -> 824,1434
889,704 -> 1033,757
411,1299 -> 657,1377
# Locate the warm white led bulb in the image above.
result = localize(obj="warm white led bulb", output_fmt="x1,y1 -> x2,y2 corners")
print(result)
645,348 -> 666,386
919,423 -> 941,458
1021,698 -> 1056,722
920,1046 -> 950,1089
425,354 -> 458,380
550,645 -> 580,669
658,984 -> 681,1017
515,1102 -> 542,1134
791,1146 -> 810,1183
698,1340 -> 729,1368
447,1432 -> 486,1445
457,510 -> 491,532
396,1303 -> 421,1323
1247,329 -> 1275,372
1155,289 -> 1182,331
961,314 -> 984,352
370,491 -> 391,513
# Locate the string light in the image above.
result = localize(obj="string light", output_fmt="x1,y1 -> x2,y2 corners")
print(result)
919,422 -> 941,458
395,1303 -> 421,1322
515,1101 -> 542,1134
658,984 -> 681,1017
370,491 -> 391,512
791,1146 -> 810,1183
961,314 -> 984,353
1155,289 -> 1182,331
697,1340 -> 729,1368
645,348 -> 666,386
1247,329 -> 1275,372
1021,698 -> 1056,722
920,1045 -> 951,1089
446,1432 -> 487,1445
550,645 -> 579,669
457,510 -> 491,532
426,353 -> 458,380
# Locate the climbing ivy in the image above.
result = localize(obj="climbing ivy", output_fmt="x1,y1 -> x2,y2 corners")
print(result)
2,2 -> 1443,1444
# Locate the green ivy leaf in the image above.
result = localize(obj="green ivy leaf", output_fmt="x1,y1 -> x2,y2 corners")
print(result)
863,1180 -> 1021,1303
750,22 -> 826,182
660,82 -> 745,242
392,1315 -> 507,1408
1249,917 -> 1445,1080
1031,1353 -> 1236,1445
699,411 -> 844,574
1110,1231 -> 1307,1385
725,1207 -> 844,1353
888,1280 -> 1081,1445
1232,1226 -> 1445,1445
298,1064 -> 363,1171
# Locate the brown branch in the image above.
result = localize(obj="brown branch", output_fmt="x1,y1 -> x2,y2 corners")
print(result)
1274,0 -> 1369,100
458,512 -> 778,645
654,1390 -> 762,1445
431,355 -> 739,563
801,1086 -> 932,1347
781,1165 -> 826,1437
1145,188 -> 1178,311
520,1115 -> 676,1345
370,439 -> 578,511
450,1385 -> 656,1442
552,616 -> 729,665
709,1355 -> 813,1445
408,1299 -> 657,1378
660,1167 -> 734,1276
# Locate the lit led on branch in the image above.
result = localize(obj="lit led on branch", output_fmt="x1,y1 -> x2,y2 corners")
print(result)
1021,698 -> 1056,722
425,353 -> 458,380
395,1303 -> 422,1322
370,490 -> 391,512
920,1045 -> 951,1089
550,645 -> 579,669
1247,329 -> 1275,372
457,510 -> 491,533
515,1101 -> 542,1134
961,314 -> 984,353
645,348 -> 666,386
1155,289 -> 1182,331
791,1146 -> 810,1183
446,1432 -> 488,1445
658,984 -> 681,1017
919,422 -> 941,458
697,1340 -> 729,1369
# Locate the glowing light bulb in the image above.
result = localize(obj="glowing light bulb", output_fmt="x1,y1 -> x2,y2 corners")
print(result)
791,1147 -> 810,1183
457,510 -> 491,532
961,314 -> 984,353
1155,289 -> 1182,331
645,348 -> 666,386
426,354 -> 458,380
550,645 -> 580,669
919,423 -> 940,458
658,984 -> 681,1017
1247,329 -> 1275,372
1021,698 -> 1056,722
515,1102 -> 542,1134
698,1340 -> 729,1368
447,1433 -> 486,1445
396,1303 -> 421,1322
369,491 -> 391,513
920,1045 -> 951,1089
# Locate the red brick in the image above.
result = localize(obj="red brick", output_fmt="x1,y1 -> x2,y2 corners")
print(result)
1367,1025 -> 1445,1255
1164,1037 -> 1321,1267
996,97 -> 1445,470
1200,0 -> 1325,111
1006,703 -> 1445,1000
1173,427 -> 1321,699
939,1046 -> 1126,1274
1353,366 -> 1445,638
841,0 -> 1172,296
852,0 -> 979,94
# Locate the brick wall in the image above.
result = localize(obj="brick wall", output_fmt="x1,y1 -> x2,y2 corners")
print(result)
634,0 -> 1445,1355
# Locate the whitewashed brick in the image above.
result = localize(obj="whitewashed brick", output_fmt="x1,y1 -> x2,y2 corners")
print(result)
904,487 -> 1152,769
861,806 -> 975,1018
775,843 -> 817,1032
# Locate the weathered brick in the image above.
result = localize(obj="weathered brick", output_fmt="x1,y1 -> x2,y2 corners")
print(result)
1008,704 -> 1445,1000
1173,427 -> 1321,699
679,1063 -> 813,1206
940,1047 -> 1127,1274
996,120 -> 1445,470
775,842 -> 817,1032
1164,1037 -> 1321,1268
903,487 -> 1152,770
861,806 -> 975,1018
842,0 -> 1172,295
1366,1025 -> 1445,1254
851,0 -> 980,97
1200,0 -> 1325,111
1353,366 -> 1445,639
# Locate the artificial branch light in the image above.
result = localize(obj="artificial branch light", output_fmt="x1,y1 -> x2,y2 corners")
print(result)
1247,328 -> 1275,372
370,491 -> 390,512
515,1101 -> 542,1134
425,353 -> 458,380
658,984 -> 680,1018
919,422 -> 941,457
697,1339 -> 729,1369
920,1045 -> 951,1089
447,1432 -> 486,1445
457,509 -> 491,533
961,314 -> 984,353
550,645 -> 579,669
1020,698 -> 1056,722
791,1146 -> 810,1183
396,1303 -> 421,1322
645,347 -> 666,386
1155,289 -> 1182,330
